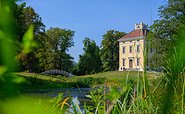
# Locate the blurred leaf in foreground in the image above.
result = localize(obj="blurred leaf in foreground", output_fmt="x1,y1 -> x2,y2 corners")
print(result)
0,97 -> 56,114
22,24 -> 37,54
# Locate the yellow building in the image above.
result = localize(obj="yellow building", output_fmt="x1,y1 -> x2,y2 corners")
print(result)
118,23 -> 153,71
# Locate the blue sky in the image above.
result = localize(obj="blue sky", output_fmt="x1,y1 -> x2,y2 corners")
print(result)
18,0 -> 167,62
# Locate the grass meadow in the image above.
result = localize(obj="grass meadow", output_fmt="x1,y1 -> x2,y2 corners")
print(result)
15,71 -> 159,90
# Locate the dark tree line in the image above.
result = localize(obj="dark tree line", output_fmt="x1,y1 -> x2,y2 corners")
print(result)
73,31 -> 126,75
73,38 -> 102,75
13,2 -> 127,75
14,3 -> 75,73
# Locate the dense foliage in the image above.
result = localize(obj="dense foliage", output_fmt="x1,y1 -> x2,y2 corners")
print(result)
13,2 -> 127,74
73,38 -> 102,75
100,30 -> 126,71
13,3 -> 75,73
73,30 -> 126,75
14,3 -> 45,72
41,27 -> 75,72
150,0 -> 185,69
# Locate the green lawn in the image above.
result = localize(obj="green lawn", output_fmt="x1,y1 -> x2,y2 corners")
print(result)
15,71 -> 160,90
15,72 -> 90,90
76,71 -> 159,79
73,71 -> 160,86
15,72 -> 67,82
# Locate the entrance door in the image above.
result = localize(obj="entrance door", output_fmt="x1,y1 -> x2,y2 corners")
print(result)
129,59 -> 133,68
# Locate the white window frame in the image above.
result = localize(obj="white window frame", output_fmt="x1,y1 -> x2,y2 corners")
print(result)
129,45 -> 133,53
122,46 -> 126,54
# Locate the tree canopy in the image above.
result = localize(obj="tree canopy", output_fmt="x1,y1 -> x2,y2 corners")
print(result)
100,30 -> 126,71
73,38 -> 102,75
14,3 -> 75,73
44,27 -> 75,71
150,0 -> 185,69
14,3 -> 45,72
14,2 -> 128,74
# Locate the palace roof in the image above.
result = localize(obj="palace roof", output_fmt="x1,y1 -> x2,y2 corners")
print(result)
118,23 -> 150,42
120,29 -> 149,39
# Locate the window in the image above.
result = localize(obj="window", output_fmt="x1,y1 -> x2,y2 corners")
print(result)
129,46 -> 133,53
137,58 -> 140,66
137,45 -> 140,53
122,58 -> 125,67
123,46 -> 126,54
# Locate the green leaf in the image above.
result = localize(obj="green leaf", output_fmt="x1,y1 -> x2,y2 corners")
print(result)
85,95 -> 92,99
0,66 -> 7,76
22,25 -> 37,54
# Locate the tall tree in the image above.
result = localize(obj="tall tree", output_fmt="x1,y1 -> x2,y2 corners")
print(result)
59,29 -> 75,71
73,38 -> 102,75
13,2 -> 26,42
45,27 -> 75,71
14,3 -> 46,72
100,30 -> 126,71
14,3 -> 75,73
150,0 -> 185,69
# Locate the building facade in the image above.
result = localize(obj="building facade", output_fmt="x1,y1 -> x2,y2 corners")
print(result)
118,23 -> 153,71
